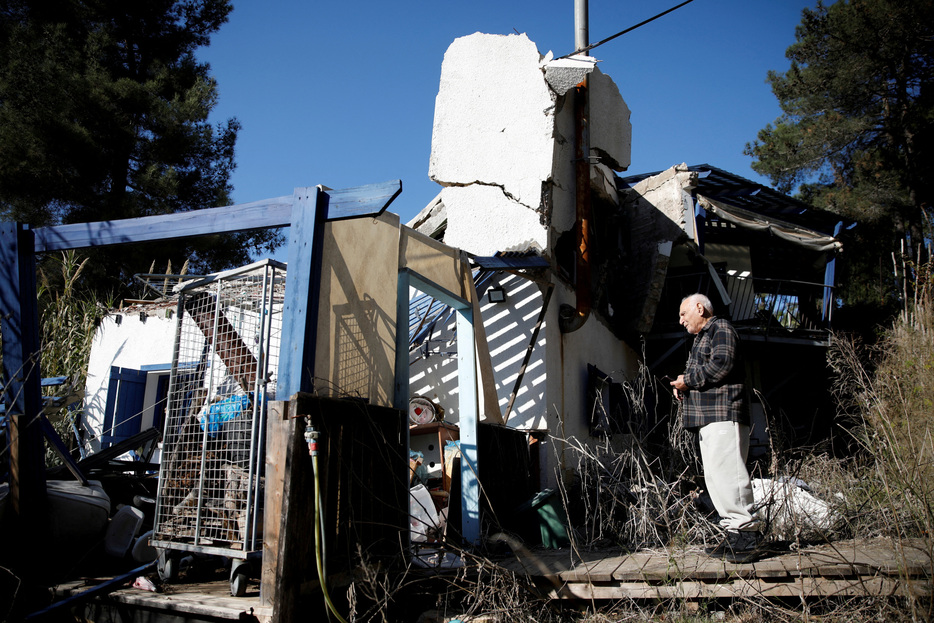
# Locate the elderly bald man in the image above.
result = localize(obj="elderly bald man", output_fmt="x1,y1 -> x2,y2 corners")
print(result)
670,293 -> 762,563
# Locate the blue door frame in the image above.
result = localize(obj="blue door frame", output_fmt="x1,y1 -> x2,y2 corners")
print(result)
395,268 -> 481,545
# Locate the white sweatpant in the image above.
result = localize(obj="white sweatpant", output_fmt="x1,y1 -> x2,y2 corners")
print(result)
698,420 -> 759,532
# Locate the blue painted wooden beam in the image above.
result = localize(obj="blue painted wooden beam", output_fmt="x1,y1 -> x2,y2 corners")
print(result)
323,180 -> 402,221
394,270 -> 412,412
277,188 -> 328,398
0,223 -> 48,540
33,196 -> 293,252
31,179 -> 402,252
455,304 -> 480,544
399,268 -> 469,309
277,180 -> 402,398
822,221 -> 844,322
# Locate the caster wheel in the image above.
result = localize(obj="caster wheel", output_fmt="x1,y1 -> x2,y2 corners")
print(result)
157,550 -> 179,583
230,561 -> 250,597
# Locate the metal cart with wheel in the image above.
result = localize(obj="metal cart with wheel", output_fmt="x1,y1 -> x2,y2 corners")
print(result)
151,260 -> 285,596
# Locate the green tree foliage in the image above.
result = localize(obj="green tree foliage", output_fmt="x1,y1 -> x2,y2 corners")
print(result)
745,0 -> 934,306
0,0 -> 282,292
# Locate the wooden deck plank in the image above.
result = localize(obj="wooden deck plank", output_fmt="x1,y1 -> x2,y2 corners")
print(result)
801,539 -> 930,576
569,555 -> 627,583
608,551 -> 658,582
497,538 -> 930,592
668,552 -> 730,581
55,579 -> 271,622
54,537 -> 931,619
752,556 -> 790,579
549,576 -> 922,600
638,550 -> 728,583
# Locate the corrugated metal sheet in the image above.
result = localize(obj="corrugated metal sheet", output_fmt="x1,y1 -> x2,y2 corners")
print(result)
619,164 -> 845,235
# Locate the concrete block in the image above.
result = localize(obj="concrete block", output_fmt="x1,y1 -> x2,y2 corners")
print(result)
429,33 -> 556,208
589,68 -> 632,171
591,163 -> 620,206
439,185 -> 547,256
549,183 -> 576,234
628,164 -> 697,240
542,54 -> 597,96
407,192 -> 446,238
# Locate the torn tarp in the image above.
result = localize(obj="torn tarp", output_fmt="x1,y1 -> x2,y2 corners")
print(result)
699,195 -> 843,253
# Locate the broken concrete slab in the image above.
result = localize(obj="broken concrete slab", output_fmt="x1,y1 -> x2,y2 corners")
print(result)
439,185 -> 547,256
589,68 -> 632,172
542,54 -> 598,96
591,163 -> 620,206
429,33 -> 556,209
621,164 -> 698,332
626,164 -> 698,243
425,31 -> 631,262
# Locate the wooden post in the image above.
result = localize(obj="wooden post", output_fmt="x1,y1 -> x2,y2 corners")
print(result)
261,399 -> 315,621
278,188 -> 330,397
0,223 -> 49,568
278,182 -> 402,398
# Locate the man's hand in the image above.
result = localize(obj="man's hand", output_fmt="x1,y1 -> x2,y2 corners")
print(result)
670,374 -> 688,401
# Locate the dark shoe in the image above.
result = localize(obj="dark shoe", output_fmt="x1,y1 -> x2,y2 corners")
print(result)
705,531 -> 763,563
704,535 -> 732,557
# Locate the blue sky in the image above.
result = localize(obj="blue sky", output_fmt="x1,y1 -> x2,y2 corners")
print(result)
198,0 -> 815,231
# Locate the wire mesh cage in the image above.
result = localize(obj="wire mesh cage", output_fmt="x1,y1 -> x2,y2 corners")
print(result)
152,260 -> 285,566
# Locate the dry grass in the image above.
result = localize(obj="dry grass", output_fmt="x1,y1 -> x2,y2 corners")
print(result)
826,246 -> 934,543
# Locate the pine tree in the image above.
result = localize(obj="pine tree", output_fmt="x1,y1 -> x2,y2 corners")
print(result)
745,0 -> 934,304
0,0 -> 282,290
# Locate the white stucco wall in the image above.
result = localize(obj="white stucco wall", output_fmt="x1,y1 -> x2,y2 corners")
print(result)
542,283 -> 640,484
83,310 -> 178,453
430,33 -> 556,210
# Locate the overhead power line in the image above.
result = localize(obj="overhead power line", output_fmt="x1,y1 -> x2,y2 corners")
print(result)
558,0 -> 696,60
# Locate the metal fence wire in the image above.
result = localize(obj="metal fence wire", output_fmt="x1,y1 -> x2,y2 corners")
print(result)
152,260 -> 285,559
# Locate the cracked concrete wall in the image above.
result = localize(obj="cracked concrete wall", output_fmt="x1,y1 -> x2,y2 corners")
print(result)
427,32 -> 631,256
589,68 -> 632,172
418,32 -> 637,488
430,33 -> 554,209
429,33 -> 555,255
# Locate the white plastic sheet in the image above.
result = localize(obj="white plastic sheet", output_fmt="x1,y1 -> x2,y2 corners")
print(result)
752,477 -> 841,540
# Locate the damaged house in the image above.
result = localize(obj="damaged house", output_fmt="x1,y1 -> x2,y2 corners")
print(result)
0,28 -> 850,622
406,32 -> 845,476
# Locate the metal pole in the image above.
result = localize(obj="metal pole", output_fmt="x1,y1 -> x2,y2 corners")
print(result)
575,0 -> 589,53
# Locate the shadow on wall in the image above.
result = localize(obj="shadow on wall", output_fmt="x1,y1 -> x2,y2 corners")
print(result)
409,273 -> 547,429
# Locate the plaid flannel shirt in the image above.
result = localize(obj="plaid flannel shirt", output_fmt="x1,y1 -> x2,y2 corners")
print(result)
681,316 -> 748,430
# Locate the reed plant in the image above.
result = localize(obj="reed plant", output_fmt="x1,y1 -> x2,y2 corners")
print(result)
36,251 -> 109,465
